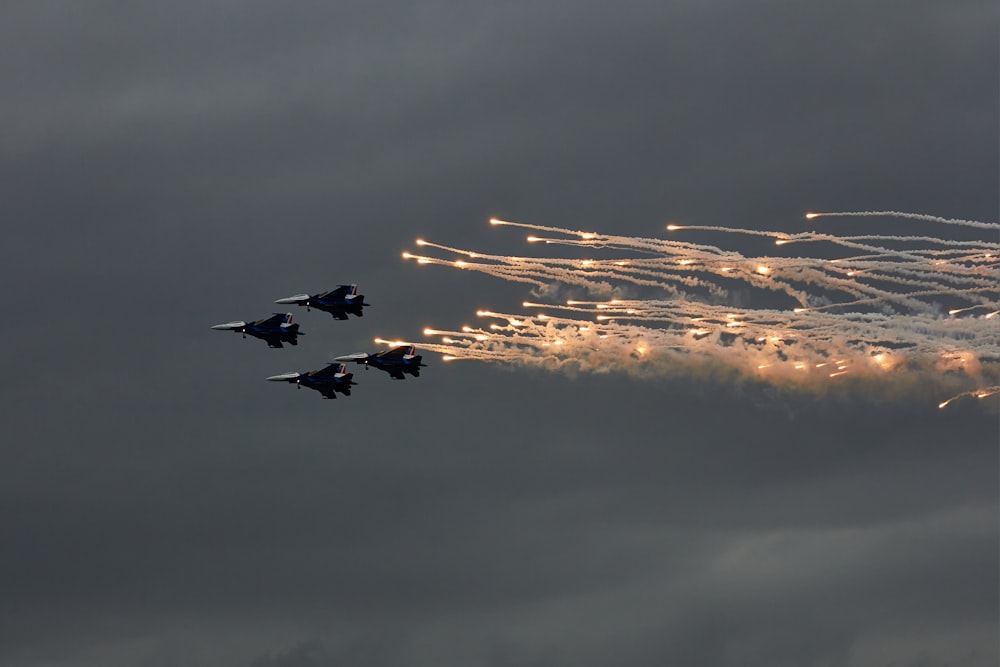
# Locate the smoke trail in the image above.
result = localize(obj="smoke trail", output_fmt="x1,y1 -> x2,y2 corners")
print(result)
403,213 -> 999,408
807,210 -> 1000,231
938,386 -> 1000,409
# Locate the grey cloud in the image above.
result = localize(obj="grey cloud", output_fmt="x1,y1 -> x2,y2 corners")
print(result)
0,1 -> 996,666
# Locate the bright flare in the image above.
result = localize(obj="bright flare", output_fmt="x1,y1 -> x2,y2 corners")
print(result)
410,212 -> 999,407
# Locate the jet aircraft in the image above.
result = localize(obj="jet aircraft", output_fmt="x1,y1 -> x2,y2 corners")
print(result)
211,313 -> 302,348
274,284 -> 369,320
335,345 -> 425,380
266,363 -> 357,399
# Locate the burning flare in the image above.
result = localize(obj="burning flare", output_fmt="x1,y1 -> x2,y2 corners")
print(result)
402,211 -> 999,408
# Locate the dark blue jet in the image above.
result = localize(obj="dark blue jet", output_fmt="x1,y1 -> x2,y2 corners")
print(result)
335,345 -> 426,380
211,313 -> 302,348
266,363 -> 357,400
274,284 -> 369,320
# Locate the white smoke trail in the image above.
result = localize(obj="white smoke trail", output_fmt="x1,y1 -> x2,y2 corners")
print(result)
807,210 -> 1000,231
403,213 -> 999,408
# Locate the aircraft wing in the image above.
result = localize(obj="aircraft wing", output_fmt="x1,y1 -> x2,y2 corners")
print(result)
327,308 -> 350,320
306,363 -> 342,378
322,285 -> 354,298
257,313 -> 291,325
314,386 -> 339,399
261,336 -> 285,348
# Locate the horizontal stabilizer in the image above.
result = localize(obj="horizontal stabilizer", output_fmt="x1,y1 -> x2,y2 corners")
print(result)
211,321 -> 246,330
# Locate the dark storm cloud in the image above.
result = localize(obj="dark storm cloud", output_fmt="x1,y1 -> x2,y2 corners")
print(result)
0,1 -> 996,666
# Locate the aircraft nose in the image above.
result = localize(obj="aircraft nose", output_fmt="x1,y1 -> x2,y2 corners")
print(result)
275,293 -> 310,304
266,372 -> 301,381
211,320 -> 246,330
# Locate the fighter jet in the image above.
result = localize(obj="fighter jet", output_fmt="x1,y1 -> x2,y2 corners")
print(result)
274,284 -> 369,320
211,313 -> 302,348
266,363 -> 357,399
335,345 -> 425,380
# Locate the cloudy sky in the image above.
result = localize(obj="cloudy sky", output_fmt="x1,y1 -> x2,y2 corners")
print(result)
2,2 -> 997,666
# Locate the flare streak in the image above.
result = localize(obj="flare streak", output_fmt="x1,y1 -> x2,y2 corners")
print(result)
404,212 -> 999,407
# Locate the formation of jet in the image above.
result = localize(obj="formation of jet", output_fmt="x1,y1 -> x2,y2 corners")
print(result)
335,345 -> 426,380
275,284 -> 369,320
211,313 -> 302,348
266,363 -> 356,399
211,284 -> 429,401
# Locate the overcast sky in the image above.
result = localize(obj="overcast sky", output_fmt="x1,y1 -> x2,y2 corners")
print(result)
1,2 -> 997,666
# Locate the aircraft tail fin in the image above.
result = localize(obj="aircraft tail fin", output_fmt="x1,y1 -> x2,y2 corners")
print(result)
405,347 -> 424,377
335,364 -> 355,389
280,313 -> 300,334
